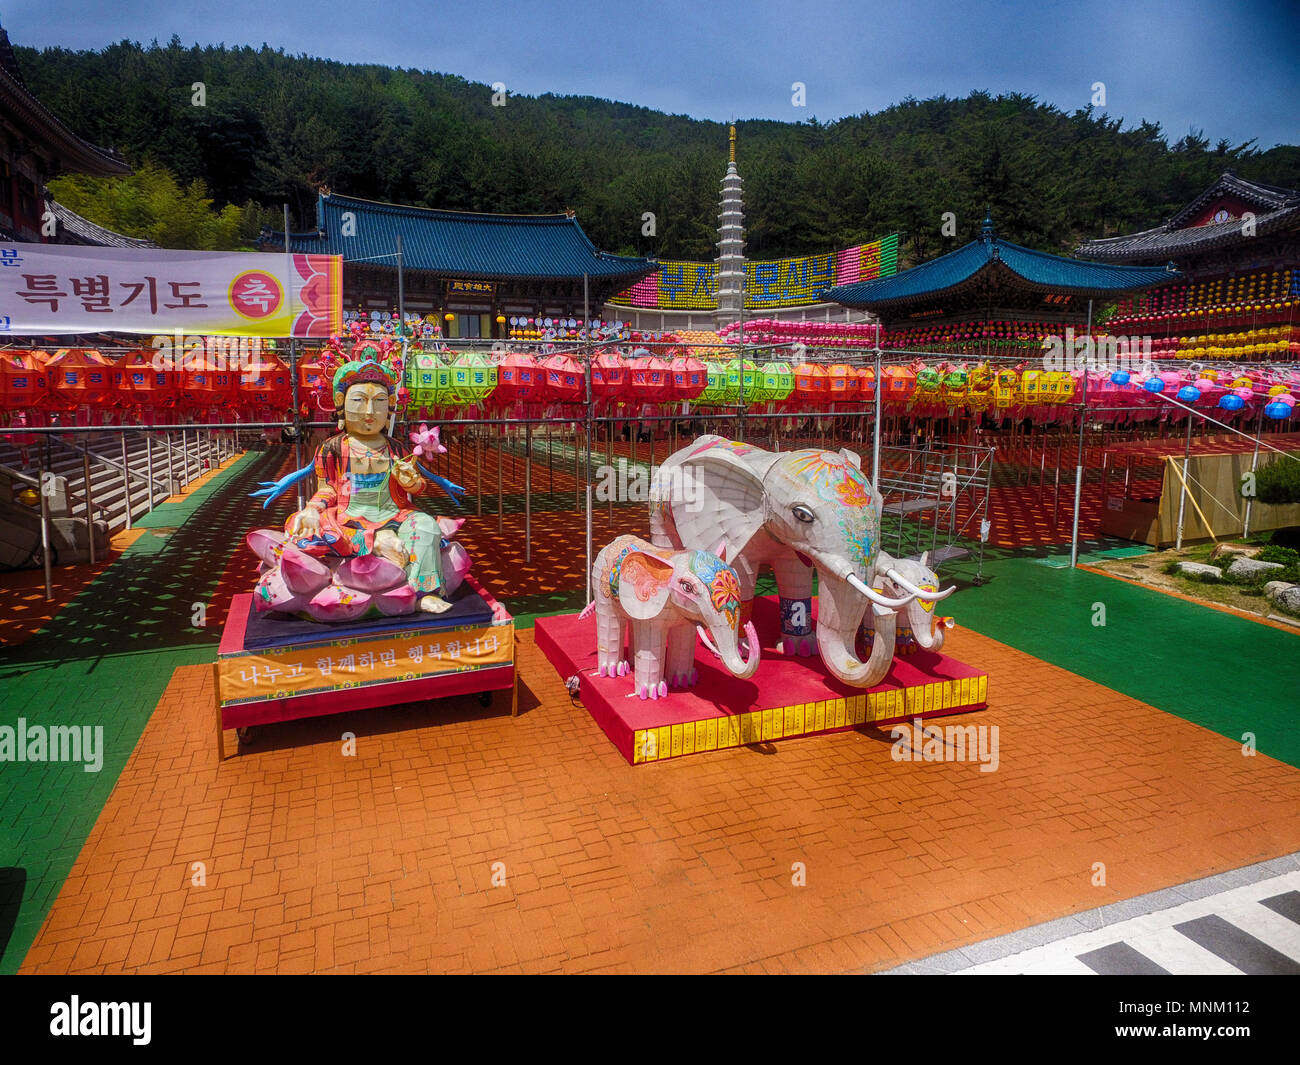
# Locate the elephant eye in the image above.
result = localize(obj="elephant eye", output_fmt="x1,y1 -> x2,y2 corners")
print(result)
679,578 -> 694,593
791,504 -> 815,524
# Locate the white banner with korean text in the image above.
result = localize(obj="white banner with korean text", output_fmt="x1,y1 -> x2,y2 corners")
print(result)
0,244 -> 342,338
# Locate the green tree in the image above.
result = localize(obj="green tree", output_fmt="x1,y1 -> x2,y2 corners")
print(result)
47,161 -> 246,249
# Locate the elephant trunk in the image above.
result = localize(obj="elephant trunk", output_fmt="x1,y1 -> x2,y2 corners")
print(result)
715,620 -> 761,680
816,574 -> 895,687
909,608 -> 947,652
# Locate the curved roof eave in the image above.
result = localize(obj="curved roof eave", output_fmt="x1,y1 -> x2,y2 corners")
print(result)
0,68 -> 130,177
827,238 -> 1175,310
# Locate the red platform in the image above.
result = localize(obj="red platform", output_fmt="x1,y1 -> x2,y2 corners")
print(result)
535,595 -> 988,765
214,574 -> 516,758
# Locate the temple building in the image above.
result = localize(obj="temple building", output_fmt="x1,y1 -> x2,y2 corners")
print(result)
1077,171 -> 1300,271
826,217 -> 1175,357
0,20 -> 136,244
1076,172 -> 1299,362
263,191 -> 656,341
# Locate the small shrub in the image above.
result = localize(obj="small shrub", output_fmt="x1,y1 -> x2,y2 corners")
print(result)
1270,526 -> 1300,549
1256,545 -> 1300,566
1254,453 -> 1300,505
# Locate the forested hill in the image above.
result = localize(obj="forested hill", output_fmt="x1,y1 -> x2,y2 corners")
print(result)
16,37 -> 1300,263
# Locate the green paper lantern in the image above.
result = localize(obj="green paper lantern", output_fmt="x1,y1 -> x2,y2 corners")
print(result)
698,361 -> 729,405
446,350 -> 497,405
462,351 -> 498,404
760,361 -> 794,403
722,358 -> 759,404
407,352 -> 450,409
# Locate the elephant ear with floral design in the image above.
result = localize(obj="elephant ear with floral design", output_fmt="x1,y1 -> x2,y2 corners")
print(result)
615,550 -> 674,620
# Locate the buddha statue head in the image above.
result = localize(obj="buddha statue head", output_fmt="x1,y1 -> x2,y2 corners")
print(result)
332,358 -> 398,438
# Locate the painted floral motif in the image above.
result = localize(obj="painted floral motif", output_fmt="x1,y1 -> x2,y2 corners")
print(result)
606,541 -> 637,598
709,569 -> 741,612
834,467 -> 872,507
840,512 -> 874,570
687,550 -> 741,632
687,549 -> 726,585
789,451 -> 869,507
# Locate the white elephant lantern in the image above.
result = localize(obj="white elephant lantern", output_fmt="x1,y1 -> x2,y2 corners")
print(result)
581,534 -> 759,700
650,436 -> 954,688
863,551 -> 956,655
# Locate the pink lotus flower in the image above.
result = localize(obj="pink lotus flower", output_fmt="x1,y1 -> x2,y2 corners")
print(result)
409,422 -> 446,458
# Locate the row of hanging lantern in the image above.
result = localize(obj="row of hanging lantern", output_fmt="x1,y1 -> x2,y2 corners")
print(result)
0,345 -> 303,427
717,318 -> 882,348
873,363 -> 1300,424
5,345 -> 1296,430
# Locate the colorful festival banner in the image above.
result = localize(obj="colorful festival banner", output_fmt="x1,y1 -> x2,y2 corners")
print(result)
609,234 -> 899,310
0,244 -> 343,338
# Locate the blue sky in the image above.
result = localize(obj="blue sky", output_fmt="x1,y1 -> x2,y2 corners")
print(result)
6,0 -> 1297,149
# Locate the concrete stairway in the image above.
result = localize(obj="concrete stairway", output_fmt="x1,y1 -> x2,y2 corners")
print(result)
0,429 -> 243,567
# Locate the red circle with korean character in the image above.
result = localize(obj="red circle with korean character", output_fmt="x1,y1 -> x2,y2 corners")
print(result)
229,271 -> 284,320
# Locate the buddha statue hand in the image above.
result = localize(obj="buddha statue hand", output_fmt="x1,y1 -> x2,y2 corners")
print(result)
390,455 -> 422,492
289,504 -> 323,538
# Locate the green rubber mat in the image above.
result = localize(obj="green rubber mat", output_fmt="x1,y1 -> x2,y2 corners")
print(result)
942,554 -> 1299,768
0,451 -> 275,975
1033,543 -> 1154,568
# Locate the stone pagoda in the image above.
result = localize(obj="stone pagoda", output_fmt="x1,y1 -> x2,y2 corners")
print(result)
714,125 -> 746,330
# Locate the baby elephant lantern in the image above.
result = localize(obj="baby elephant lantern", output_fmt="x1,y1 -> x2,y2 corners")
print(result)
247,332 -> 470,623
581,535 -> 759,699
862,551 -> 955,656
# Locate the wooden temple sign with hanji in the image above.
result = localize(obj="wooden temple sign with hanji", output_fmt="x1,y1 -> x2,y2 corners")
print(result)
217,622 -> 513,705
446,279 -> 496,296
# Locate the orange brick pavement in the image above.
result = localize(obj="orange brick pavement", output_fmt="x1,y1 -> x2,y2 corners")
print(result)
21,627 -> 1300,974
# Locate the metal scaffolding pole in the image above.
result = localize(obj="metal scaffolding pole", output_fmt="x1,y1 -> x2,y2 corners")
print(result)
1242,405 -> 1265,539
872,338 -> 883,486
82,451 -> 95,565
38,454 -> 53,601
121,432 -> 133,531
524,423 -> 532,563
146,434 -> 154,514
1174,410 -> 1195,550
584,273 -> 593,604
1069,299 -> 1092,568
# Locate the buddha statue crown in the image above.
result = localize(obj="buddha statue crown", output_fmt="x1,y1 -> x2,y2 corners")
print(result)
323,321 -> 406,407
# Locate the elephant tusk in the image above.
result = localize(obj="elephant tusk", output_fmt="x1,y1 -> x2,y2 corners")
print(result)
696,624 -> 722,658
741,620 -> 761,669
885,569 -> 957,602
848,571 -> 915,609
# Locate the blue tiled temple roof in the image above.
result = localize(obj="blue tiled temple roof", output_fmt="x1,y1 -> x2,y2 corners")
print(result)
828,224 -> 1176,309
271,192 -> 655,284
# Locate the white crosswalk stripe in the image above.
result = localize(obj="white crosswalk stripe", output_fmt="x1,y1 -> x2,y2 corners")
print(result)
956,870 -> 1300,975
1125,927 -> 1240,975
1214,900 -> 1300,963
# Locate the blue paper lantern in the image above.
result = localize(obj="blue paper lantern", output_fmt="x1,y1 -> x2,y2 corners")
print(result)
1265,401 -> 1291,420
1218,393 -> 1245,411
1111,371 -> 1130,385
1177,385 -> 1200,402
1143,378 -> 1165,393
